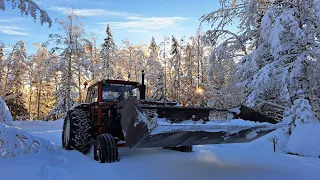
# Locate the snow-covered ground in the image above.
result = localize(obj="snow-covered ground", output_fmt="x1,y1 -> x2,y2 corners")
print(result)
0,120 -> 319,180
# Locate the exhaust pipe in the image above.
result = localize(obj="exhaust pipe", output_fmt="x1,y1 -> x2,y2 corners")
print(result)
140,70 -> 146,100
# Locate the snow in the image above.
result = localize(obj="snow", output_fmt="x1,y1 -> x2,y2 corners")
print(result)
245,128 -> 290,154
70,91 -> 78,99
229,107 -> 241,114
0,120 -> 319,180
0,123 -> 55,158
286,123 -> 320,158
150,118 -> 284,135
135,111 -> 157,131
283,98 -> 317,133
0,96 -> 13,125
7,74 -> 14,81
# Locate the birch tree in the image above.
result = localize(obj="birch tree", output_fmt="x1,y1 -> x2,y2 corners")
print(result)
45,11 -> 84,117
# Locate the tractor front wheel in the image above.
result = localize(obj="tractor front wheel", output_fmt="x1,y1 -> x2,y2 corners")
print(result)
94,134 -> 119,163
62,109 -> 91,154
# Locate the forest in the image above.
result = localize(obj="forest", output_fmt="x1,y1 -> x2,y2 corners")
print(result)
0,0 -> 319,131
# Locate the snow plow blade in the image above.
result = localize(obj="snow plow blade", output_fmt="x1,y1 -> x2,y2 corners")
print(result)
120,98 -> 284,148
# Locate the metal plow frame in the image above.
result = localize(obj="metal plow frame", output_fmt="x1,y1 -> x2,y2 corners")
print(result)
120,97 -> 284,148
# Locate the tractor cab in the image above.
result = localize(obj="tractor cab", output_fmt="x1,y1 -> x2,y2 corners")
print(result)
101,81 -> 140,102
85,79 -> 143,104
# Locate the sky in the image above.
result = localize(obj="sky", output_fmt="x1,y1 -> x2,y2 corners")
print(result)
0,0 -> 221,54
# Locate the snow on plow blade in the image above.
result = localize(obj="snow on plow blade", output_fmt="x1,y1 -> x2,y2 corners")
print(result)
120,98 -> 284,148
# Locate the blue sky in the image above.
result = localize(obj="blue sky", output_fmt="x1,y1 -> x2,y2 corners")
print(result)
0,0 -> 221,54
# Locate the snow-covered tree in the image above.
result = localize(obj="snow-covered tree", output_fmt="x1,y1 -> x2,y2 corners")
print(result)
3,41 -> 29,120
101,24 -> 116,79
151,71 -> 166,101
169,36 -> 181,101
27,44 -> 55,120
147,37 -> 162,99
202,0 -> 320,121
283,98 -> 317,134
181,43 -> 195,106
191,33 -> 209,106
45,11 -> 84,118
239,0 -> 320,121
0,0 -> 52,27
200,0 -> 271,51
205,41 -> 244,109
73,28 -> 88,103
82,34 -> 100,83
118,39 -> 147,82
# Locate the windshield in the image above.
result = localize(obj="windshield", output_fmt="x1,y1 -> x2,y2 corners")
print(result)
102,83 -> 140,102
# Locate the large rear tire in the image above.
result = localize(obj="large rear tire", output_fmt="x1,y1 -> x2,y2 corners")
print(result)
62,109 -> 91,154
94,134 -> 119,163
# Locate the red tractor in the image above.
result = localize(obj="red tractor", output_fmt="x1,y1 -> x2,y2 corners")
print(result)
62,71 -> 280,163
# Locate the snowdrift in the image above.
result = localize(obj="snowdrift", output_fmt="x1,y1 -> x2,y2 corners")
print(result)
286,123 -> 320,158
0,96 -> 13,125
0,96 -> 56,158
0,123 -> 55,158
246,128 -> 290,153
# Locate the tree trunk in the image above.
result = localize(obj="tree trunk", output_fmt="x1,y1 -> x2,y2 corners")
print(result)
29,84 -> 32,120
67,52 -> 72,111
78,65 -> 82,103
37,80 -> 42,120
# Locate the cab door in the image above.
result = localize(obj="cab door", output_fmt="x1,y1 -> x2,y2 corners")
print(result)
86,84 -> 99,128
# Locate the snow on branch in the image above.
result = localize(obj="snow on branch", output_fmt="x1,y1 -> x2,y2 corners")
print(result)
0,0 -> 52,28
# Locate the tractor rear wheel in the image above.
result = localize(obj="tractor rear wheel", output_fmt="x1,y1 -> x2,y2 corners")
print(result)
94,134 -> 119,163
62,109 -> 91,154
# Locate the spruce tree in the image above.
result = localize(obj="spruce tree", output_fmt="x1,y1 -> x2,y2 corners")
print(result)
152,71 -> 166,101
101,24 -> 115,79
169,36 -> 181,101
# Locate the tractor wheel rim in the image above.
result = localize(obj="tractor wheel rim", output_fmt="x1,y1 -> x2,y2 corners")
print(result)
64,119 -> 70,145
96,142 -> 101,161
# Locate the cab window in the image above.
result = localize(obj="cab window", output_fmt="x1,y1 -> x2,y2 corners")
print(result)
86,85 -> 98,103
